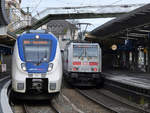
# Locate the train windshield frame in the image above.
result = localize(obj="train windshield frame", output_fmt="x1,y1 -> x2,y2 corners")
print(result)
23,39 -> 51,63
73,45 -> 98,57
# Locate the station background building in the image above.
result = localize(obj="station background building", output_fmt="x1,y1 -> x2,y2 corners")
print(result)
6,0 -> 32,32
0,0 -> 28,72
41,20 -> 78,50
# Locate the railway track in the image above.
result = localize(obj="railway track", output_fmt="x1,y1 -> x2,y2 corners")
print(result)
11,101 -> 60,113
16,103 -> 59,113
77,88 -> 150,113
23,104 -> 28,113
104,76 -> 150,106
8,87 -> 60,113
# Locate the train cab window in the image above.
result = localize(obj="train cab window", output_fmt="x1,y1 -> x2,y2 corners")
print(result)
86,47 -> 98,57
73,47 -> 85,57
23,40 -> 51,63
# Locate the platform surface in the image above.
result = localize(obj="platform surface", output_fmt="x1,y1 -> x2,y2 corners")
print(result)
103,70 -> 150,90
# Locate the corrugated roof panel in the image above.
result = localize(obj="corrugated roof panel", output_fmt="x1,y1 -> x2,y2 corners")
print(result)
90,4 -> 150,39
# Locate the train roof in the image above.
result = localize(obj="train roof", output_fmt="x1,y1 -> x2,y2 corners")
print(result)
26,30 -> 49,34
17,32 -> 58,43
65,40 -> 100,49
66,40 -> 89,45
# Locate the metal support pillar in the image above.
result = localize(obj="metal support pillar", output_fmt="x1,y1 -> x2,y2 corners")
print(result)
0,53 -> 3,64
144,46 -> 148,72
131,50 -> 135,71
135,48 -> 139,71
132,48 -> 138,72
126,51 -> 129,70
147,41 -> 150,72
0,53 -> 1,64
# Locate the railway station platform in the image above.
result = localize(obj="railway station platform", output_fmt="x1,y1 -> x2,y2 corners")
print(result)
103,70 -> 150,90
102,70 -> 150,106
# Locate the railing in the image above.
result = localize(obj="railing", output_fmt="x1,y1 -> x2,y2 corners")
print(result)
6,6 -> 32,32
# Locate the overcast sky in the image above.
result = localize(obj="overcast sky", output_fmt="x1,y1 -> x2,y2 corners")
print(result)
21,0 -> 150,31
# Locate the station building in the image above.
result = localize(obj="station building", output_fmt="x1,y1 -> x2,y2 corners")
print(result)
42,20 -> 78,50
0,0 -> 29,72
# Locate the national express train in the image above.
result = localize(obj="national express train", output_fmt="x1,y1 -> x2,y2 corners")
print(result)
11,30 -> 62,99
63,41 -> 102,86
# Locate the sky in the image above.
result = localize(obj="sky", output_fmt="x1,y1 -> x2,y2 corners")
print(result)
21,0 -> 150,31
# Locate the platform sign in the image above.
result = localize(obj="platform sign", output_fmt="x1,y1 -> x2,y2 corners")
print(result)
1,64 -> 6,72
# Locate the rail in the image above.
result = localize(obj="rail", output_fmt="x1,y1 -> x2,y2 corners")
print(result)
76,88 -> 150,113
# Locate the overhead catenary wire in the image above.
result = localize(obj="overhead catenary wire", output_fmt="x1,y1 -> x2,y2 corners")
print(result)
80,0 -> 86,6
31,0 -> 43,14
76,0 -> 124,32
55,0 -> 70,5
110,0 -> 124,5
94,0 -> 124,13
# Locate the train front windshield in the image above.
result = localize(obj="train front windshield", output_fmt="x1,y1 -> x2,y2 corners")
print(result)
86,47 -> 98,57
73,45 -> 98,57
73,47 -> 85,57
23,40 -> 51,63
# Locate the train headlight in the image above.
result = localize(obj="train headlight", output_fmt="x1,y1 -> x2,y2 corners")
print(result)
35,35 -> 40,39
48,63 -> 53,72
21,63 -> 26,71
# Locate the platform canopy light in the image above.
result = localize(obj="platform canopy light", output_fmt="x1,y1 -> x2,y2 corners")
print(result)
35,35 -> 40,39
111,44 -> 117,51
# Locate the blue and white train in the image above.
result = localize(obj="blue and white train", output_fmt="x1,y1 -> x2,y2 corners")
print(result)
11,30 -> 62,99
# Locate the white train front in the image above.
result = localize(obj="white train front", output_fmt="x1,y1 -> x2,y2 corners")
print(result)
63,42 -> 102,86
11,32 -> 62,98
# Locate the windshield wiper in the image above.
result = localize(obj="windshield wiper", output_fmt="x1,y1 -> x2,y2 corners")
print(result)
36,59 -> 43,65
79,49 -> 84,58
36,51 -> 47,65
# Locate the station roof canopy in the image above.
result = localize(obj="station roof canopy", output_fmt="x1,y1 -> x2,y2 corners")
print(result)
88,4 -> 150,40
0,31 -> 17,46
